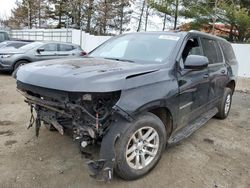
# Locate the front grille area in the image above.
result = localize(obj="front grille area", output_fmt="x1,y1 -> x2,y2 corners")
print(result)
17,81 -> 69,103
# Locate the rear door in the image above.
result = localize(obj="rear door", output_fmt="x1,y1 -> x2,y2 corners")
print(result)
177,36 -> 210,128
57,44 -> 77,57
200,38 -> 227,108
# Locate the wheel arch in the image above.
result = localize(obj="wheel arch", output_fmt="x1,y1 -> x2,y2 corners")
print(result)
13,59 -> 32,70
129,101 -> 174,139
149,107 -> 173,138
226,80 -> 236,93
15,59 -> 31,64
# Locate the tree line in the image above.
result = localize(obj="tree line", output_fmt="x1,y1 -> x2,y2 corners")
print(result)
1,0 -> 250,42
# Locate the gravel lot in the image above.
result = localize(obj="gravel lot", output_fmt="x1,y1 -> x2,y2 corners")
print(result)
0,73 -> 250,188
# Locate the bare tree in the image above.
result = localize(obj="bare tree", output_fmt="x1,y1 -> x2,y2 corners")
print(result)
112,0 -> 132,34
137,0 -> 146,32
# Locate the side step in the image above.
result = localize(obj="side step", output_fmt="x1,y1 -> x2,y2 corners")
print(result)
168,108 -> 218,145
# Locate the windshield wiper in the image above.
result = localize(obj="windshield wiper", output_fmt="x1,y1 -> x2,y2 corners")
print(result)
104,57 -> 134,63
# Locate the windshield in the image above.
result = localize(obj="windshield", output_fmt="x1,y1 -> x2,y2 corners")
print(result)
89,33 -> 180,64
19,42 -> 43,51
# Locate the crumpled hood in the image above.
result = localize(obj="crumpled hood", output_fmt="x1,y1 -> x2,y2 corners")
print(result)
16,57 -> 168,92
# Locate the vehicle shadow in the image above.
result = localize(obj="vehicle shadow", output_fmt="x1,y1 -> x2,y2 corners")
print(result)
0,71 -> 12,76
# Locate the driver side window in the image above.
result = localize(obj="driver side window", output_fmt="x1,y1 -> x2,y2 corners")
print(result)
179,38 -> 203,69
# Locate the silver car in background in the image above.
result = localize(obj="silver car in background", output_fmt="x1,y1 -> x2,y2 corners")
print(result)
0,41 -> 85,72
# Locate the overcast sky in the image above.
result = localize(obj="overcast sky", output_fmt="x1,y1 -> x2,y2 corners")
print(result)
0,0 -> 16,18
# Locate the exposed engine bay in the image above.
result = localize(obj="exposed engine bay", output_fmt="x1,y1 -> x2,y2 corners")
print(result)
17,81 -> 121,141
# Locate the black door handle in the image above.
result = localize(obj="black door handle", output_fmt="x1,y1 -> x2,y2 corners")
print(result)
221,70 -> 226,74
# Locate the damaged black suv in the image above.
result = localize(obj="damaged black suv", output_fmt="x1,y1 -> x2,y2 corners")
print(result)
15,31 -> 238,181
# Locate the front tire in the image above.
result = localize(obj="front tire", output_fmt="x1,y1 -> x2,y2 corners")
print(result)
115,112 -> 167,180
215,88 -> 233,119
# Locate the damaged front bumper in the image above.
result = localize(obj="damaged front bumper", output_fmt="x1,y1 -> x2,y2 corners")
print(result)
18,86 -> 131,182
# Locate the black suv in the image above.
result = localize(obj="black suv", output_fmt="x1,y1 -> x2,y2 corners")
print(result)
15,31 -> 238,181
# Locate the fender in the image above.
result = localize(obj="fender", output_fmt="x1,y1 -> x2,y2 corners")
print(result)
86,114 -> 131,181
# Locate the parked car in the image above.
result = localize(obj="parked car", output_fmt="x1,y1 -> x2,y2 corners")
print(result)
0,31 -> 10,42
15,31 -> 238,182
0,41 -> 30,50
0,41 -> 85,72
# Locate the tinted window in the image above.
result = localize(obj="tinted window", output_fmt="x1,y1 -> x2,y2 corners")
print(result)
42,43 -> 58,51
219,41 -> 236,62
59,44 -> 75,51
201,38 -> 223,64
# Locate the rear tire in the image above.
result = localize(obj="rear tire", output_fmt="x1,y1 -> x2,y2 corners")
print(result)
14,60 -> 29,71
215,88 -> 233,119
115,112 -> 167,180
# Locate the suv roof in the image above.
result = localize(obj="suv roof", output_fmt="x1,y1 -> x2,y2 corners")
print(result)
189,30 -> 228,42
126,30 -> 229,43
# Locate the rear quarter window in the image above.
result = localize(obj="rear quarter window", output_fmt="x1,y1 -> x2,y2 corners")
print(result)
219,41 -> 237,64
201,38 -> 223,64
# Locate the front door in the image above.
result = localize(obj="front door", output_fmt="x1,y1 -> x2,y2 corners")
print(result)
177,37 -> 210,129
35,43 -> 59,61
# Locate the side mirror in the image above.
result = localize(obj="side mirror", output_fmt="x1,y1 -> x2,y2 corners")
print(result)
184,55 -> 209,70
37,48 -> 45,53
80,51 -> 88,56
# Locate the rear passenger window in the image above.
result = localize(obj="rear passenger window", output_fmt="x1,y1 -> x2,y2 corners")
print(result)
59,44 -> 75,51
219,41 -> 236,62
201,38 -> 223,64
42,43 -> 58,51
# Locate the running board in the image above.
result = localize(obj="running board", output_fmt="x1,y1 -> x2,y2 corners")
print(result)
168,108 -> 218,145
